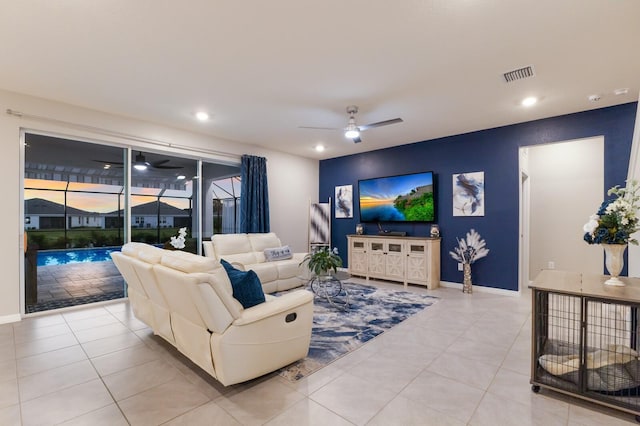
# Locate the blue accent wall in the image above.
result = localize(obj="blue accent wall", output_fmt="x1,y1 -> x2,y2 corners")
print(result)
319,102 -> 638,291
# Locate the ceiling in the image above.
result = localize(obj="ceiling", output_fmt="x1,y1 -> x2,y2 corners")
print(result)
2,1 -> 639,160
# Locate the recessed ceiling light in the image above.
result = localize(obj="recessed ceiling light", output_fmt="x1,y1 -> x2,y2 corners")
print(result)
614,88 -> 629,96
521,97 -> 538,107
315,145 -> 325,152
195,111 -> 209,121
177,175 -> 186,180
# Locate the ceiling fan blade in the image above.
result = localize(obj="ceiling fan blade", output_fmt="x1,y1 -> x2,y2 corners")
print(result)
298,126 -> 340,131
352,136 -> 362,143
93,159 -> 124,165
358,118 -> 403,131
152,165 -> 183,169
150,159 -> 183,169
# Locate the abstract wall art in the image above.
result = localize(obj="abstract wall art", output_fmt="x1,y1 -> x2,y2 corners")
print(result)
452,171 -> 485,216
309,201 -> 331,246
335,184 -> 353,218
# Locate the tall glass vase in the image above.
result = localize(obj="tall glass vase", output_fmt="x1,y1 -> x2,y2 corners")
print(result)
602,243 -> 627,286
462,263 -> 473,294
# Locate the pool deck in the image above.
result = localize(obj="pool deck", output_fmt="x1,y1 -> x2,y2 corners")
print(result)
29,261 -> 125,313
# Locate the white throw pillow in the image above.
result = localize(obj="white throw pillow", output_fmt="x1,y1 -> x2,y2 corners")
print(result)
264,246 -> 293,262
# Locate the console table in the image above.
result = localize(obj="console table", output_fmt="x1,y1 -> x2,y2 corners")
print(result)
530,270 -> 640,420
346,235 -> 440,289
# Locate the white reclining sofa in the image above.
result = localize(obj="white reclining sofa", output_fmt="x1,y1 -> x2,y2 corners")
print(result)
203,232 -> 308,293
111,242 -> 314,386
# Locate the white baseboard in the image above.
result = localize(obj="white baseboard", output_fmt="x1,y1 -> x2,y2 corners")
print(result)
439,281 -> 520,297
0,314 -> 21,325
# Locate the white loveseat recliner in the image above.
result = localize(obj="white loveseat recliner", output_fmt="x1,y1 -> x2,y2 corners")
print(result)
203,232 -> 308,293
111,242 -> 314,386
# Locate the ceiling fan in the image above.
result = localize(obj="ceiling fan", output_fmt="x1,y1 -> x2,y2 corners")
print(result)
93,151 -> 184,170
299,105 -> 403,143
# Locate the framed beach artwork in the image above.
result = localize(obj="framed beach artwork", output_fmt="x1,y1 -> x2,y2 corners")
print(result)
452,172 -> 485,216
335,185 -> 353,218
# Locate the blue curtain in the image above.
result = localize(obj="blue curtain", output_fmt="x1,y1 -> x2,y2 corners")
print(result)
240,154 -> 270,233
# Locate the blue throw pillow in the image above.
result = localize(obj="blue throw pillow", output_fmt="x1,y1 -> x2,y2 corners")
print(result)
219,259 -> 266,309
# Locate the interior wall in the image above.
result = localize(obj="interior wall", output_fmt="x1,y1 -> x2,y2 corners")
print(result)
627,92 -> 640,277
0,89 -> 318,322
320,102 -> 638,292
527,137 -> 604,279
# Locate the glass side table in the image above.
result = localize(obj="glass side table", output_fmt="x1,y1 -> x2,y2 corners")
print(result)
307,271 -> 350,310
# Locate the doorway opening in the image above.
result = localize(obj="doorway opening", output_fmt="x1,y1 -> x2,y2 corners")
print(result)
518,137 -> 604,291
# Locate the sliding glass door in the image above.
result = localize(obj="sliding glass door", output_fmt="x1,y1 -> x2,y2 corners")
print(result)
24,134 -> 126,313
129,152 -> 198,253
23,132 -> 241,314
202,161 -> 242,238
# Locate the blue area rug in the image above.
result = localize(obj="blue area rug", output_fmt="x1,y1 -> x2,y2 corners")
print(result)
278,282 -> 438,381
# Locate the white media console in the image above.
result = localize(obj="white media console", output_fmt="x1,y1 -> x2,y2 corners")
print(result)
347,234 -> 441,289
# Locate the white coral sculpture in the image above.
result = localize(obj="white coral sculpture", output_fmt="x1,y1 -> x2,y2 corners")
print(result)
449,228 -> 489,264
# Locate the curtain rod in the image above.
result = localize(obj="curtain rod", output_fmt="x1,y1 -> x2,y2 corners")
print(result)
6,108 -> 240,161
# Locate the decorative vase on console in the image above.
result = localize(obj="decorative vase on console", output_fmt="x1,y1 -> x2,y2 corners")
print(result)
601,243 -> 627,286
583,180 -> 639,287
449,229 -> 489,294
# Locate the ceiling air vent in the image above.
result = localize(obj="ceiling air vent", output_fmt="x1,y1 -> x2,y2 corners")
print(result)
503,66 -> 535,83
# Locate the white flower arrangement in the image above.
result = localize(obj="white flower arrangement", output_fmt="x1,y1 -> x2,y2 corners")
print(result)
449,229 -> 489,264
583,180 -> 640,245
169,227 -> 188,249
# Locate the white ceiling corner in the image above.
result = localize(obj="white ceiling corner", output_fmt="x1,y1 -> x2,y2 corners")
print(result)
1,0 -> 638,159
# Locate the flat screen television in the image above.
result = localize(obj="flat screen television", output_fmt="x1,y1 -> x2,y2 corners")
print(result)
358,171 -> 436,222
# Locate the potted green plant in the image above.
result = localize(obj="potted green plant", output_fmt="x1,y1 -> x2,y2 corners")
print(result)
300,246 -> 343,277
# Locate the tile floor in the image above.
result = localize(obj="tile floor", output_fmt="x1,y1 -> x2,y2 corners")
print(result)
1,278 -> 638,425
36,262 -> 124,301
28,262 -> 124,313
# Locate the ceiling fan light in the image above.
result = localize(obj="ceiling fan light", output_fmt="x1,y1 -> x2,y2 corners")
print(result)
133,152 -> 149,170
195,111 -> 209,121
345,129 -> 359,138
345,122 -> 360,139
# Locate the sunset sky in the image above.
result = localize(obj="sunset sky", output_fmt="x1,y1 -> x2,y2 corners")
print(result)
25,179 -> 191,213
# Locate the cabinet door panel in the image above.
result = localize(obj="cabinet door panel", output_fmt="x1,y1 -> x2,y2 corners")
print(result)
406,255 -> 427,282
370,242 -> 384,252
408,244 -> 425,254
351,251 -> 368,275
386,253 -> 405,279
388,243 -> 403,253
369,252 -> 386,275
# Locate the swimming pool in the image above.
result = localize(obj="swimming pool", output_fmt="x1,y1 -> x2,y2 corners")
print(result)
37,247 -> 121,266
